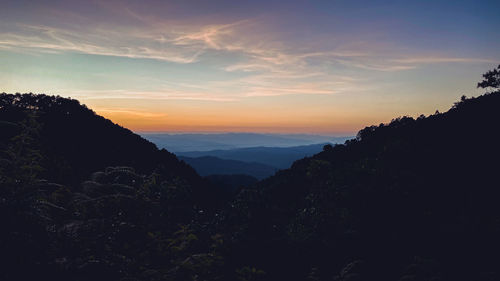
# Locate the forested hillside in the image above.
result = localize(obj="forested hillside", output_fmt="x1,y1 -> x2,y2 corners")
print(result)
211,67 -> 500,280
1,66 -> 500,281
220,91 -> 500,281
0,93 -> 227,280
0,94 -> 199,185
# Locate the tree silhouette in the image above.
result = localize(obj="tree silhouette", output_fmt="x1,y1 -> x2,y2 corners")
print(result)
478,64 -> 500,89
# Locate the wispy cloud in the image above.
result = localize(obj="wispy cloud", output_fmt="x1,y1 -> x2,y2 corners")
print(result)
0,5 -> 496,101
95,108 -> 167,118
66,89 -> 236,102
391,57 -> 495,64
0,24 -> 203,63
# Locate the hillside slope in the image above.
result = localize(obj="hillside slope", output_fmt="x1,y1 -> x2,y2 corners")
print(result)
0,93 -> 200,186
0,93 -> 226,281
216,91 -> 500,281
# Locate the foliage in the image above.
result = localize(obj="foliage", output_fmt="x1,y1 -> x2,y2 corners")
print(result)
478,64 -> 500,89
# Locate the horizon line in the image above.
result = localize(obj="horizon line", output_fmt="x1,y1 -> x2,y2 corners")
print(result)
135,131 -> 355,137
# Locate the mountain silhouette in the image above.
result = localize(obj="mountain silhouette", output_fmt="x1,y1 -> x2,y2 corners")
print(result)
0,93 -> 199,185
216,91 -> 500,281
1,66 -> 500,281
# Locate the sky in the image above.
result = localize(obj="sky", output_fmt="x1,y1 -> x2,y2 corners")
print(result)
1,0 -> 499,135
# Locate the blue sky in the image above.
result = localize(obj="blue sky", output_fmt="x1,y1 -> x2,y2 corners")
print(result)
1,0 -> 499,134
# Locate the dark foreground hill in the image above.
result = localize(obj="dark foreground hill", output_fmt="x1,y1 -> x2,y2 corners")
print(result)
1,66 -> 500,281
0,93 -> 200,186
205,174 -> 259,193
0,93 -> 227,280
216,91 -> 500,280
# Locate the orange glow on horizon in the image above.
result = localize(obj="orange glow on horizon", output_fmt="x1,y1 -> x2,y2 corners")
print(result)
94,106 -> 386,135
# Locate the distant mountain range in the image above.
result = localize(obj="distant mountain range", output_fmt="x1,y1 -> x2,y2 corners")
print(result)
140,132 -> 351,152
144,134 -> 352,178
177,143 -> 337,169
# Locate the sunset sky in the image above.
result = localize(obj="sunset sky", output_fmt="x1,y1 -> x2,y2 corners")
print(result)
1,0 -> 499,135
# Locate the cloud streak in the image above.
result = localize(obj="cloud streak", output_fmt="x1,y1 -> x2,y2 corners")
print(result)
0,24 -> 204,63
66,89 -> 237,102
95,108 -> 167,118
0,5 -> 496,102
